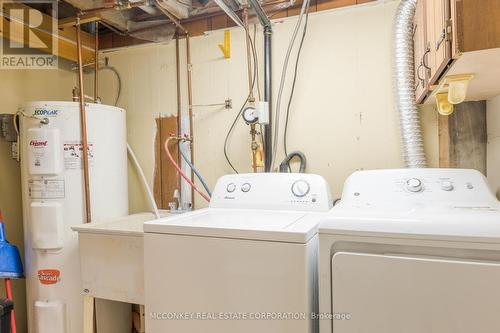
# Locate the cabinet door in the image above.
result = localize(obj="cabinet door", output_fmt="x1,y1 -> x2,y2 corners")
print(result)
427,0 -> 452,84
414,0 -> 429,103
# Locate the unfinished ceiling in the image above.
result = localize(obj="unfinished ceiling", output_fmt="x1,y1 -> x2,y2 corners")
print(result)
41,0 -> 374,45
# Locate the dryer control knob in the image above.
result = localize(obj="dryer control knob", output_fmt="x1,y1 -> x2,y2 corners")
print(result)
292,180 -> 310,197
441,181 -> 454,191
406,178 -> 423,192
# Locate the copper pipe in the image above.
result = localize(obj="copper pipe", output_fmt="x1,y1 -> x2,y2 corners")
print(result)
76,16 -> 92,223
94,21 -> 99,103
250,124 -> 258,173
186,33 -> 195,207
175,35 -> 182,197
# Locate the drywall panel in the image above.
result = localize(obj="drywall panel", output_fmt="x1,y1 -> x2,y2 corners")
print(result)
487,94 -> 500,199
96,0 -> 438,210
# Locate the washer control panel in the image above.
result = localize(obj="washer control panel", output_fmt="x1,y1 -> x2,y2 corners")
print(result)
211,173 -> 332,212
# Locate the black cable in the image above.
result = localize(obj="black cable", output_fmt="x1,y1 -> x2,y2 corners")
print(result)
283,0 -> 311,156
223,34 -> 258,173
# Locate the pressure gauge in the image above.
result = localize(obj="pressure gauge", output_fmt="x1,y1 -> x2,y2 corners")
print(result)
242,106 -> 258,124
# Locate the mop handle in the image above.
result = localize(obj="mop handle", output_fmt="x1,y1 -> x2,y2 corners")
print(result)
5,278 -> 17,333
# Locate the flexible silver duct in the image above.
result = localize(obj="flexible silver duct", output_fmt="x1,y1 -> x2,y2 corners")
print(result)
393,0 -> 427,168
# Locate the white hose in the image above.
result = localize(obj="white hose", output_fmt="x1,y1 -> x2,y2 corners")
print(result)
127,143 -> 161,219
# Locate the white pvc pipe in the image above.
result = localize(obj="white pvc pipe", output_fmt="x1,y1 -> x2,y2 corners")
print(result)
127,143 -> 161,219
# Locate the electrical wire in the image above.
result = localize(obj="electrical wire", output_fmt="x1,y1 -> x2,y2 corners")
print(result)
270,0 -> 310,170
100,66 -> 122,106
283,0 -> 310,156
164,137 -> 211,202
223,33 -> 257,173
253,24 -> 262,101
81,62 -> 122,106
179,141 -> 212,197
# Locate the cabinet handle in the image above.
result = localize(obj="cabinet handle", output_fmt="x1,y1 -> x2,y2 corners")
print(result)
416,62 -> 425,89
422,47 -> 431,71
436,29 -> 446,51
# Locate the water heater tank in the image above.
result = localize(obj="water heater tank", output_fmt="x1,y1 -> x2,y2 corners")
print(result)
19,101 -> 128,333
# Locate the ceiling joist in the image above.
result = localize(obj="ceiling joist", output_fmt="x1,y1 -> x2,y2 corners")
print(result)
0,2 -> 96,63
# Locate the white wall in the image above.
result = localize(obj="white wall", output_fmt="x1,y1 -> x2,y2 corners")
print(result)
487,94 -> 500,199
0,62 -> 76,333
97,0 -> 438,210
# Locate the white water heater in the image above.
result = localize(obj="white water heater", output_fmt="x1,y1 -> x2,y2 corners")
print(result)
19,101 -> 128,333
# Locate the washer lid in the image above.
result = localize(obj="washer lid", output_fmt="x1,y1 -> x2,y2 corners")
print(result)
144,208 -> 324,243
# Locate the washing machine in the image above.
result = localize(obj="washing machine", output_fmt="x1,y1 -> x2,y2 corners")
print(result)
318,168 -> 500,333
144,173 -> 332,333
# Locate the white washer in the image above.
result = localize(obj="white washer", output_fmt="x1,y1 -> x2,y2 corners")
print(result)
144,173 -> 332,333
318,168 -> 500,333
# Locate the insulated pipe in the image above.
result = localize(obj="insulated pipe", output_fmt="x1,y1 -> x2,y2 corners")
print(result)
76,17 -> 92,223
393,0 -> 427,168
264,26 -> 273,172
186,34 -> 195,206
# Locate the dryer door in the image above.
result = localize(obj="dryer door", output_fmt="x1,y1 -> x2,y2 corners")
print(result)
331,252 -> 500,333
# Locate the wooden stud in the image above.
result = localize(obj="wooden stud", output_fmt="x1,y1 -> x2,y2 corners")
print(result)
0,2 -> 95,63
83,296 -> 95,333
154,116 -> 180,209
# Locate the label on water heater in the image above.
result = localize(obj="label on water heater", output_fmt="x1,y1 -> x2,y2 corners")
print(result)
28,178 -> 65,199
63,142 -> 94,170
27,127 -> 63,175
38,269 -> 61,285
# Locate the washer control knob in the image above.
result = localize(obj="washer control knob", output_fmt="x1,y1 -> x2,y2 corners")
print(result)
226,183 -> 236,193
292,180 -> 310,197
241,183 -> 251,192
406,178 -> 423,192
441,181 -> 454,191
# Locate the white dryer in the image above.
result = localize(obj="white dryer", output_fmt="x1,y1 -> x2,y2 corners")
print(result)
144,173 -> 332,333
318,168 -> 500,333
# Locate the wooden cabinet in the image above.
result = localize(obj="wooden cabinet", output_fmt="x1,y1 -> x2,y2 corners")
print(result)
414,0 -> 429,103
413,0 -> 500,104
413,0 -> 451,102
426,0 -> 451,84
